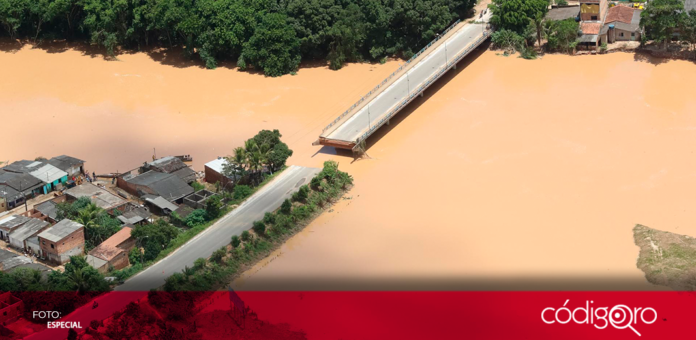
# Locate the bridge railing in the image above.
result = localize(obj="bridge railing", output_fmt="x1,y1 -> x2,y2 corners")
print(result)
321,19 -> 462,134
354,29 -> 491,146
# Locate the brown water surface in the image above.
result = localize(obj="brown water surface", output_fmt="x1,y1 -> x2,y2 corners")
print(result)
2,44 -> 696,290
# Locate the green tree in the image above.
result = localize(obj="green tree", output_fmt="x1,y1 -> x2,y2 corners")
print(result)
184,209 -> 207,227
489,0 -> 549,34
231,235 -> 241,248
252,220 -> 266,235
205,195 -> 222,219
242,12 -> 301,77
280,199 -> 292,215
544,18 -> 578,53
640,0 -> 684,49
241,230 -> 251,241
233,185 -> 252,200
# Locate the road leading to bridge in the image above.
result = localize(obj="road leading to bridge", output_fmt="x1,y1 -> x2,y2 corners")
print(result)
317,16 -> 491,150
27,165 -> 321,340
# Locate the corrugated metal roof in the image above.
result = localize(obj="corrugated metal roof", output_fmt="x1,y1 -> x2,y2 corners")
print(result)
205,158 -> 228,174
38,219 -> 83,243
9,218 -> 50,242
29,164 -> 67,184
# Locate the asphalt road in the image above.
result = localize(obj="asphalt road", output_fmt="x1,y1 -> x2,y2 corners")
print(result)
27,165 -> 321,340
323,22 -> 488,143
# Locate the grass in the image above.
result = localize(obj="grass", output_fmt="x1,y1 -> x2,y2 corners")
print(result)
633,224 -> 696,290
109,167 -> 288,281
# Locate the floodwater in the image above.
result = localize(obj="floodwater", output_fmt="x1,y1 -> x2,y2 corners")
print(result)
2,43 -> 696,291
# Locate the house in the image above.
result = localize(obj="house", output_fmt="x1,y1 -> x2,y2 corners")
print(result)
183,189 -> 218,209
0,249 -> 32,271
86,226 -> 135,273
546,5 -> 581,21
37,219 -> 85,264
47,155 -> 85,177
0,215 -> 31,240
116,203 -> 152,225
579,22 -> 602,49
64,183 -> 128,213
0,170 -> 44,208
580,0 -> 608,21
8,218 -> 50,250
141,156 -> 196,184
0,292 -> 23,325
3,160 -> 69,194
600,6 -> 642,44
204,157 -> 237,190
142,195 -> 179,215
118,171 -> 194,203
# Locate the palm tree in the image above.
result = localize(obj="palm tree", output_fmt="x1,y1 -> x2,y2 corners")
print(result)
67,268 -> 89,294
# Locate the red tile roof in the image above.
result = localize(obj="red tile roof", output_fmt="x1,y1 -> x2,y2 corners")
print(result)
89,227 -> 132,261
605,6 -> 636,24
580,22 -> 601,35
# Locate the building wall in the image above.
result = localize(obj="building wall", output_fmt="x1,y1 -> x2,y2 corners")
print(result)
611,29 -> 640,42
39,227 -> 85,264
0,292 -> 23,325
580,0 -> 607,21
0,197 -> 6,213
107,251 -> 129,272
27,238 -> 41,256
205,166 -> 232,190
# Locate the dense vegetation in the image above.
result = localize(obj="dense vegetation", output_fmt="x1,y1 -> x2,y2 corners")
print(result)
488,0 -> 549,58
0,0 -> 476,76
222,129 -> 293,186
56,196 -> 121,250
640,0 -> 696,50
162,160 -> 352,291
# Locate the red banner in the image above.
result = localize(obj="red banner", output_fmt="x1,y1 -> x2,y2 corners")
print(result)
14,291 -> 695,339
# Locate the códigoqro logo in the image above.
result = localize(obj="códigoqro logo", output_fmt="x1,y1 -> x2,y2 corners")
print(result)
541,300 -> 657,336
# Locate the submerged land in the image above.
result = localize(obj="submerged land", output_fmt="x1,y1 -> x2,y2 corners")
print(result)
3,42 -> 696,293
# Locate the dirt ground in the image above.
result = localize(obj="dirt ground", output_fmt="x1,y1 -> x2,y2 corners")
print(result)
634,224 -> 696,291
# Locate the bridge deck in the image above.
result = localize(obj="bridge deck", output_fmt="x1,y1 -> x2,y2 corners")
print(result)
318,19 -> 490,150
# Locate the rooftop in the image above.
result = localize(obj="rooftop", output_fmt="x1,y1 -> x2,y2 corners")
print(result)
127,171 -> 194,201
35,200 -> 58,220
143,195 -> 179,212
29,163 -> 68,184
47,155 -> 85,172
0,170 -> 43,191
9,218 -> 50,242
0,248 -> 18,262
38,219 -> 84,243
64,183 -> 127,210
205,158 -> 228,174
86,254 -> 108,269
687,0 -> 696,12
0,215 -> 31,230
2,160 -> 43,173
580,22 -> 601,35
0,184 -> 20,202
145,156 -> 188,173
605,6 -> 639,25
117,205 -> 151,225
89,227 -> 132,261
546,6 -> 580,21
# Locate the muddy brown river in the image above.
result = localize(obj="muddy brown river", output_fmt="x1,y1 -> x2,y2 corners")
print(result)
2,44 -> 696,292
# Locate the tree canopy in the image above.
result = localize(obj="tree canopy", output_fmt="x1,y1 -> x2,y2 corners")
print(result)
0,0 -> 476,76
